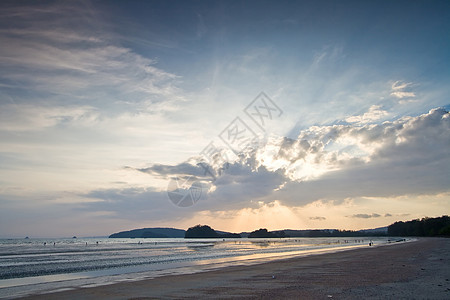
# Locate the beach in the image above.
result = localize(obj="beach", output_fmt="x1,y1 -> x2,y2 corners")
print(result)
20,238 -> 450,299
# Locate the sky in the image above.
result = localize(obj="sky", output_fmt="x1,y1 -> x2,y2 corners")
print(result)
0,0 -> 449,238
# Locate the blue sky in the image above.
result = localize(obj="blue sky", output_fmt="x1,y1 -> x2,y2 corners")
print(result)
0,0 -> 449,237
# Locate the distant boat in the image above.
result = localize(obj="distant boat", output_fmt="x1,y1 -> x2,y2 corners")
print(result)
24,236 -> 29,239
72,236 -> 77,239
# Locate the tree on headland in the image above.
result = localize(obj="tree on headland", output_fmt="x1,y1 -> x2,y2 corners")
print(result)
388,216 -> 450,237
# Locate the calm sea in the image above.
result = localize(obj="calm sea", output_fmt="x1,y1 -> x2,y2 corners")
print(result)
0,236 -> 402,298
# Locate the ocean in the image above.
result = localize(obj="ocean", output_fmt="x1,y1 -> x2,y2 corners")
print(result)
0,236 -> 400,299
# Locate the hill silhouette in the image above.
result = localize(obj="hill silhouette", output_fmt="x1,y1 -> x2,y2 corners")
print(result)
388,216 -> 450,236
109,227 -> 185,238
185,225 -> 241,238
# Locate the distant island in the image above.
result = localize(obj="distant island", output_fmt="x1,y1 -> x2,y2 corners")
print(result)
108,216 -> 450,239
248,228 -> 286,238
109,227 -> 185,238
185,225 -> 241,238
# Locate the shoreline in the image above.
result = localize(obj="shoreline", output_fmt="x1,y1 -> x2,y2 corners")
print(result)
19,237 -> 450,299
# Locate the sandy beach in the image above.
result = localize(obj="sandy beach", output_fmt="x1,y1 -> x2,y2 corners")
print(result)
20,238 -> 450,299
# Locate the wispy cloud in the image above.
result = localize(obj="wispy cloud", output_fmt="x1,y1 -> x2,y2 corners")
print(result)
391,91 -> 416,99
312,45 -> 345,66
0,1 -> 184,112
390,80 -> 416,99
348,213 -> 381,219
345,105 -> 389,124
391,81 -> 412,91
0,104 -> 97,131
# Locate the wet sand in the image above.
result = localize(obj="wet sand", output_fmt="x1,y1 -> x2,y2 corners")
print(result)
21,238 -> 450,299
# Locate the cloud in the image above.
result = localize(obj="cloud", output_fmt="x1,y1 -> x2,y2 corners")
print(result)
390,81 -> 415,99
384,213 -> 392,217
275,108 -> 449,205
312,45 -> 345,66
0,104 -> 97,131
135,162 -> 208,180
132,156 -> 286,211
345,105 -> 389,124
0,1 -> 197,176
391,81 -> 412,91
116,107 -> 450,215
278,107 -> 448,179
0,1 -> 184,112
391,91 -> 416,99
309,216 -> 326,221
348,213 -> 381,219
80,187 -> 186,221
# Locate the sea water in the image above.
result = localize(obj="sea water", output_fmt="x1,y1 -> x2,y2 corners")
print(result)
0,237 -> 402,299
